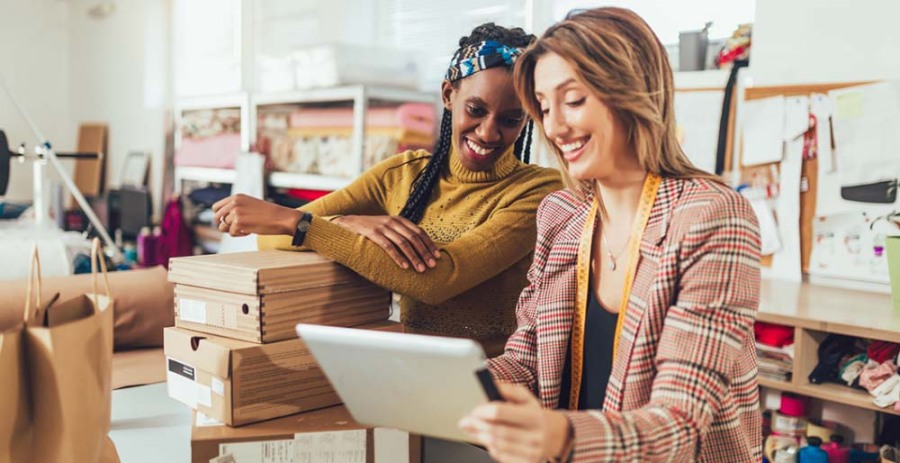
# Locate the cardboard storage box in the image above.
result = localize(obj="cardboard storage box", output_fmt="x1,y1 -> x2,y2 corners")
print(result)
191,406 -> 422,463
169,250 -> 391,343
165,321 -> 402,426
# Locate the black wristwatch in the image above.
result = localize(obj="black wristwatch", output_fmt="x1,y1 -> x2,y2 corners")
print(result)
291,212 -> 313,247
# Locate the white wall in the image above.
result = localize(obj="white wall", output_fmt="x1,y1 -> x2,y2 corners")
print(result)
752,0 -> 900,85
0,0 -> 73,201
68,0 -> 171,219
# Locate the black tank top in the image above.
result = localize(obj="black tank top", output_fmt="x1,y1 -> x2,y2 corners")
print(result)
558,281 -> 617,410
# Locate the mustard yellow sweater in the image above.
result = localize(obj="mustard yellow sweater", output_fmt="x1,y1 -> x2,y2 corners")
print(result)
259,148 -> 561,339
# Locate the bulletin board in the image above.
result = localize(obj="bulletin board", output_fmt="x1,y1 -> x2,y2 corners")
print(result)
740,81 -> 873,274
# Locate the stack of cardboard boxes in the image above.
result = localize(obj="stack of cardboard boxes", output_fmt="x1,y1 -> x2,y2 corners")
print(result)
164,250 -> 421,462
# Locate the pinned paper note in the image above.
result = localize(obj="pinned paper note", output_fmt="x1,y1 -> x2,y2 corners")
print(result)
834,91 -> 864,120
749,197 -> 782,256
742,96 -> 785,166
783,96 -> 810,141
767,139 -> 803,282
674,90 -> 724,173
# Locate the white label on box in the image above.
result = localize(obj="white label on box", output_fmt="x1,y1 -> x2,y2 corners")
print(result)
167,357 -> 197,408
294,429 -> 366,463
220,440 -> 293,463
196,383 -> 212,407
374,428 -> 409,463
211,377 -> 225,396
196,411 -> 224,427
179,298 -> 207,324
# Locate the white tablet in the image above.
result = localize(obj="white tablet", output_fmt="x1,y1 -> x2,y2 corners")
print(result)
295,324 -> 501,443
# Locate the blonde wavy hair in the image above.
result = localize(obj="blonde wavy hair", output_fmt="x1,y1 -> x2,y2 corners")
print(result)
514,7 -> 719,197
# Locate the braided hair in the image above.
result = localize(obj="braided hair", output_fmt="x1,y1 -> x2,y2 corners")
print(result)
399,23 -> 537,223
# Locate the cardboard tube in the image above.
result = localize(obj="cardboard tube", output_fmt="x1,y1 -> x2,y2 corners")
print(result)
0,266 -> 173,349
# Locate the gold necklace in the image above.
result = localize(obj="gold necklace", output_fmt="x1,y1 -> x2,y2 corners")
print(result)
600,225 -> 630,271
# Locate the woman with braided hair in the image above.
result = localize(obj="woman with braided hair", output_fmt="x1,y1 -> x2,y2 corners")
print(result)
213,23 -> 562,351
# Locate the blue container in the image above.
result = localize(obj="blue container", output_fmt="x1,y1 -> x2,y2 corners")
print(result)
798,437 -> 828,463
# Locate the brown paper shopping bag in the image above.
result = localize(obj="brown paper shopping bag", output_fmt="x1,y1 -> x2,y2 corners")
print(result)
23,239 -> 120,463
0,256 -> 35,463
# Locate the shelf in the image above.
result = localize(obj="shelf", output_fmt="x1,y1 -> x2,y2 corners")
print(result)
252,85 -> 436,107
757,280 -> 900,343
174,166 -> 236,184
674,69 -> 731,90
174,167 -> 350,191
758,377 -> 900,416
175,92 -> 249,111
268,172 -> 350,190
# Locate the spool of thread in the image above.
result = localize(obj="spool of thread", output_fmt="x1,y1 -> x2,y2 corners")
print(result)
772,410 -> 807,438
766,434 -> 799,462
780,393 -> 808,417
806,420 -> 837,443
774,445 -> 799,463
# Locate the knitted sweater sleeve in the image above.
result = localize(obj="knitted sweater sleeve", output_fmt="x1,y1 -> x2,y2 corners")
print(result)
261,167 -> 562,306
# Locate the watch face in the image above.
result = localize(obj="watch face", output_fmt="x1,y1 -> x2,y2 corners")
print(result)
298,221 -> 310,232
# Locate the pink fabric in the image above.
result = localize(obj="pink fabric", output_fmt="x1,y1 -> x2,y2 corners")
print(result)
288,103 -> 435,134
157,198 -> 194,268
175,133 -> 242,168
859,360 -> 897,392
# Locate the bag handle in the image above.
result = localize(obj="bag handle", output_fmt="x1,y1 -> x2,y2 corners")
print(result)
24,245 -> 42,323
90,238 -> 113,308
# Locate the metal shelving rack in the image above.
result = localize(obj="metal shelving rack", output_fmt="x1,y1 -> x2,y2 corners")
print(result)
174,85 -> 438,193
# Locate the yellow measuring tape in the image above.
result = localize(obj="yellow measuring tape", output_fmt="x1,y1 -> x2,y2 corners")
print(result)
568,173 -> 661,409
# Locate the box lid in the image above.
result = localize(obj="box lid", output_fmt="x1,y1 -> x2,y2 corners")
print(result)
191,405 -> 361,444
168,250 -> 359,296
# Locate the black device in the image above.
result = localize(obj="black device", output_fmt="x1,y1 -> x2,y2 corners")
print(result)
841,179 -> 898,204
476,368 -> 504,402
107,187 -> 152,240
0,130 -> 11,196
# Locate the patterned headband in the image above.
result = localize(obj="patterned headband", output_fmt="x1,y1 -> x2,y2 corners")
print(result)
445,40 -> 524,82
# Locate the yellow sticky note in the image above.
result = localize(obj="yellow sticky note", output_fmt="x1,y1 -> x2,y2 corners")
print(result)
834,91 -> 864,120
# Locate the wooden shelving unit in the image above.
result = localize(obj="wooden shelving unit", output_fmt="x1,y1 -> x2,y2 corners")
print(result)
757,279 -> 900,416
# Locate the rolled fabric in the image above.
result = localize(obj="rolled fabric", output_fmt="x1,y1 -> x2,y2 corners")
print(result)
0,266 -> 174,349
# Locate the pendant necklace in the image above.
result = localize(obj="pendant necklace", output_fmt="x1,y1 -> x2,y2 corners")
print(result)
601,225 -> 630,271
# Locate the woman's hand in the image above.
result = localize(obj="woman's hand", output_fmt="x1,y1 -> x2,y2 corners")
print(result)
331,215 -> 441,273
459,383 -> 573,463
212,194 -> 301,237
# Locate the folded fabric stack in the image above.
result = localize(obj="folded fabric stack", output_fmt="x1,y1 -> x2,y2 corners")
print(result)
807,334 -> 900,410
176,108 -> 242,168
260,103 -> 436,178
755,322 -> 795,382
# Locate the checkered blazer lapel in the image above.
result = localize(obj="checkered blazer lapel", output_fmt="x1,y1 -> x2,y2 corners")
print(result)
534,178 -> 684,411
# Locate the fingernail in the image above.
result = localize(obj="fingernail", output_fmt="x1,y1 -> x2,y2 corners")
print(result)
433,251 -> 441,258
402,262 -> 409,269
428,259 -> 436,267
417,265 -> 425,272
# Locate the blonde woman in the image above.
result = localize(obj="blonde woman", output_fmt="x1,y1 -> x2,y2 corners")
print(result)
459,8 -> 762,462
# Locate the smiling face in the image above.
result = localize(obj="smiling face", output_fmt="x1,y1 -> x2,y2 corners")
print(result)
442,68 -> 527,172
533,52 -> 638,182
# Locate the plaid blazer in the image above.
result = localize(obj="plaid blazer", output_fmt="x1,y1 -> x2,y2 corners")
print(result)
489,177 -> 762,462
